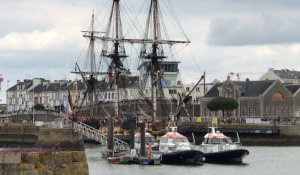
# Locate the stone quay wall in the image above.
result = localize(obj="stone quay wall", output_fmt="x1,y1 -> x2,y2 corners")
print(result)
0,123 -> 89,175
0,151 -> 88,175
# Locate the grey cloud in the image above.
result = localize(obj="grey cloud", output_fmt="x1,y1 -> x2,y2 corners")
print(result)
207,14 -> 300,46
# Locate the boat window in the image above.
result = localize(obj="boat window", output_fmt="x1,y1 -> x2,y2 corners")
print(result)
204,138 -> 208,144
145,137 -> 155,142
207,138 -> 233,144
226,138 -> 233,143
176,138 -> 188,143
160,137 -> 168,143
167,138 -> 175,143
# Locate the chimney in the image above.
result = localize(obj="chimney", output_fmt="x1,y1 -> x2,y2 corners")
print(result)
268,68 -> 274,72
282,69 -> 289,73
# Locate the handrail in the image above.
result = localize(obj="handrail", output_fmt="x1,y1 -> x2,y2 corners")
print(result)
72,122 -> 128,149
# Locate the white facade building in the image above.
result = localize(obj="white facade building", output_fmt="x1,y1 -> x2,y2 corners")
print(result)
260,68 -> 300,85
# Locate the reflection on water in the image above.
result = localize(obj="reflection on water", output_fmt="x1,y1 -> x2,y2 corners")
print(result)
85,144 -> 300,175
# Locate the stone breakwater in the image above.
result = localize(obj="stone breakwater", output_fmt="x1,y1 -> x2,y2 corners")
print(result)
0,151 -> 88,175
0,123 -> 89,174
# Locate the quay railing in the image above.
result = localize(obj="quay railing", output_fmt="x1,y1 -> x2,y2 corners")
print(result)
72,122 -> 129,151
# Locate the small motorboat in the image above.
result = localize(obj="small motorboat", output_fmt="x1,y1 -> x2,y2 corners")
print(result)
107,155 -> 133,164
199,127 -> 249,164
159,126 -> 204,165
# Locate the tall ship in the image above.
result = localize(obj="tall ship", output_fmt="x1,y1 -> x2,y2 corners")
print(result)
69,0 -> 201,160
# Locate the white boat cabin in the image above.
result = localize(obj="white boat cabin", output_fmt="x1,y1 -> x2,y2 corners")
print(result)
159,127 -> 193,153
134,132 -> 158,150
201,127 -> 240,153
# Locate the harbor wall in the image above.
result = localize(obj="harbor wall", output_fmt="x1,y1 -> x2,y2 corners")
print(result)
0,151 -> 88,175
179,123 -> 300,146
0,124 -> 38,146
37,128 -> 85,151
0,124 -> 88,175
0,124 -> 84,150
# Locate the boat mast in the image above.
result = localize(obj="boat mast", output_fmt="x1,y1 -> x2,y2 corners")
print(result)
114,0 -> 120,120
149,0 -> 166,122
71,12 -> 97,117
107,0 -> 128,156
151,0 -> 158,122
88,12 -> 96,116
140,0 -> 190,123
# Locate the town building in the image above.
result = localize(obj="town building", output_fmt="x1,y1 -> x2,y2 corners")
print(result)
200,78 -> 299,122
6,74 -> 211,114
260,68 -> 300,84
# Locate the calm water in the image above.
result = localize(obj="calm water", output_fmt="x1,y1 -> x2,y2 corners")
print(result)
85,144 -> 300,175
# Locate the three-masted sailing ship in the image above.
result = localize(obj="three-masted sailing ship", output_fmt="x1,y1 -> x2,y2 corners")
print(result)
70,0 -> 198,158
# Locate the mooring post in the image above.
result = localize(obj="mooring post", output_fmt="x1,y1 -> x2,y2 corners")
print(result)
107,117 -> 114,156
129,118 -> 136,149
140,122 -> 146,157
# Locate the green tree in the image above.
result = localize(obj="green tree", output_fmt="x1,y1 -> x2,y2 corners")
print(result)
34,103 -> 45,111
207,96 -> 239,119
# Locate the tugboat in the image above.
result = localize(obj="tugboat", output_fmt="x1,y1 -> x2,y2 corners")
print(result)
159,123 -> 204,165
199,127 -> 249,164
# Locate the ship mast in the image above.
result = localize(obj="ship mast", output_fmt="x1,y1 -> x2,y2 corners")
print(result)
102,0 -> 128,156
151,0 -> 160,121
71,12 -> 98,117
140,0 -> 190,122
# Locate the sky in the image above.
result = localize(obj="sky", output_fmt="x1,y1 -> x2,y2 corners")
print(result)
2,0 -> 300,103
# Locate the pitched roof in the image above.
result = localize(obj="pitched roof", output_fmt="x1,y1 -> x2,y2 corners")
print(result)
203,83 -> 222,97
68,81 -> 86,91
273,69 -> 300,79
204,80 -> 275,98
31,84 -> 45,93
285,85 -> 300,95
234,80 -> 275,97
7,80 -> 32,91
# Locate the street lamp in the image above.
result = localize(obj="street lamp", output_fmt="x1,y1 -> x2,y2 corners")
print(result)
32,81 -> 35,126
6,80 -> 10,122
59,83 -> 61,118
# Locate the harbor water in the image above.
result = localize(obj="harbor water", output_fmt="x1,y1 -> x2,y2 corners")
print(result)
85,144 -> 300,175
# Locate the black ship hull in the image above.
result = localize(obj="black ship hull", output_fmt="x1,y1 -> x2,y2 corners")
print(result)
161,150 -> 204,165
204,149 -> 249,164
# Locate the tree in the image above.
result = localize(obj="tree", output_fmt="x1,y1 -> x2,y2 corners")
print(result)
34,103 -> 45,111
207,97 -> 239,119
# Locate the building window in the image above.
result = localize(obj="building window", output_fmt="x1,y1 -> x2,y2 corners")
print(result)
169,89 -> 177,94
177,81 -> 181,85
196,87 -> 200,92
186,87 -> 190,92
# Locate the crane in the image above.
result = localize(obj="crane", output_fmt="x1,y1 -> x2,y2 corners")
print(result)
0,74 -> 3,91
229,72 -> 261,81
0,74 -> 3,102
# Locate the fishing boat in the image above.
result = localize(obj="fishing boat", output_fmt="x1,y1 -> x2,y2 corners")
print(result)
159,124 -> 204,165
199,127 -> 249,164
